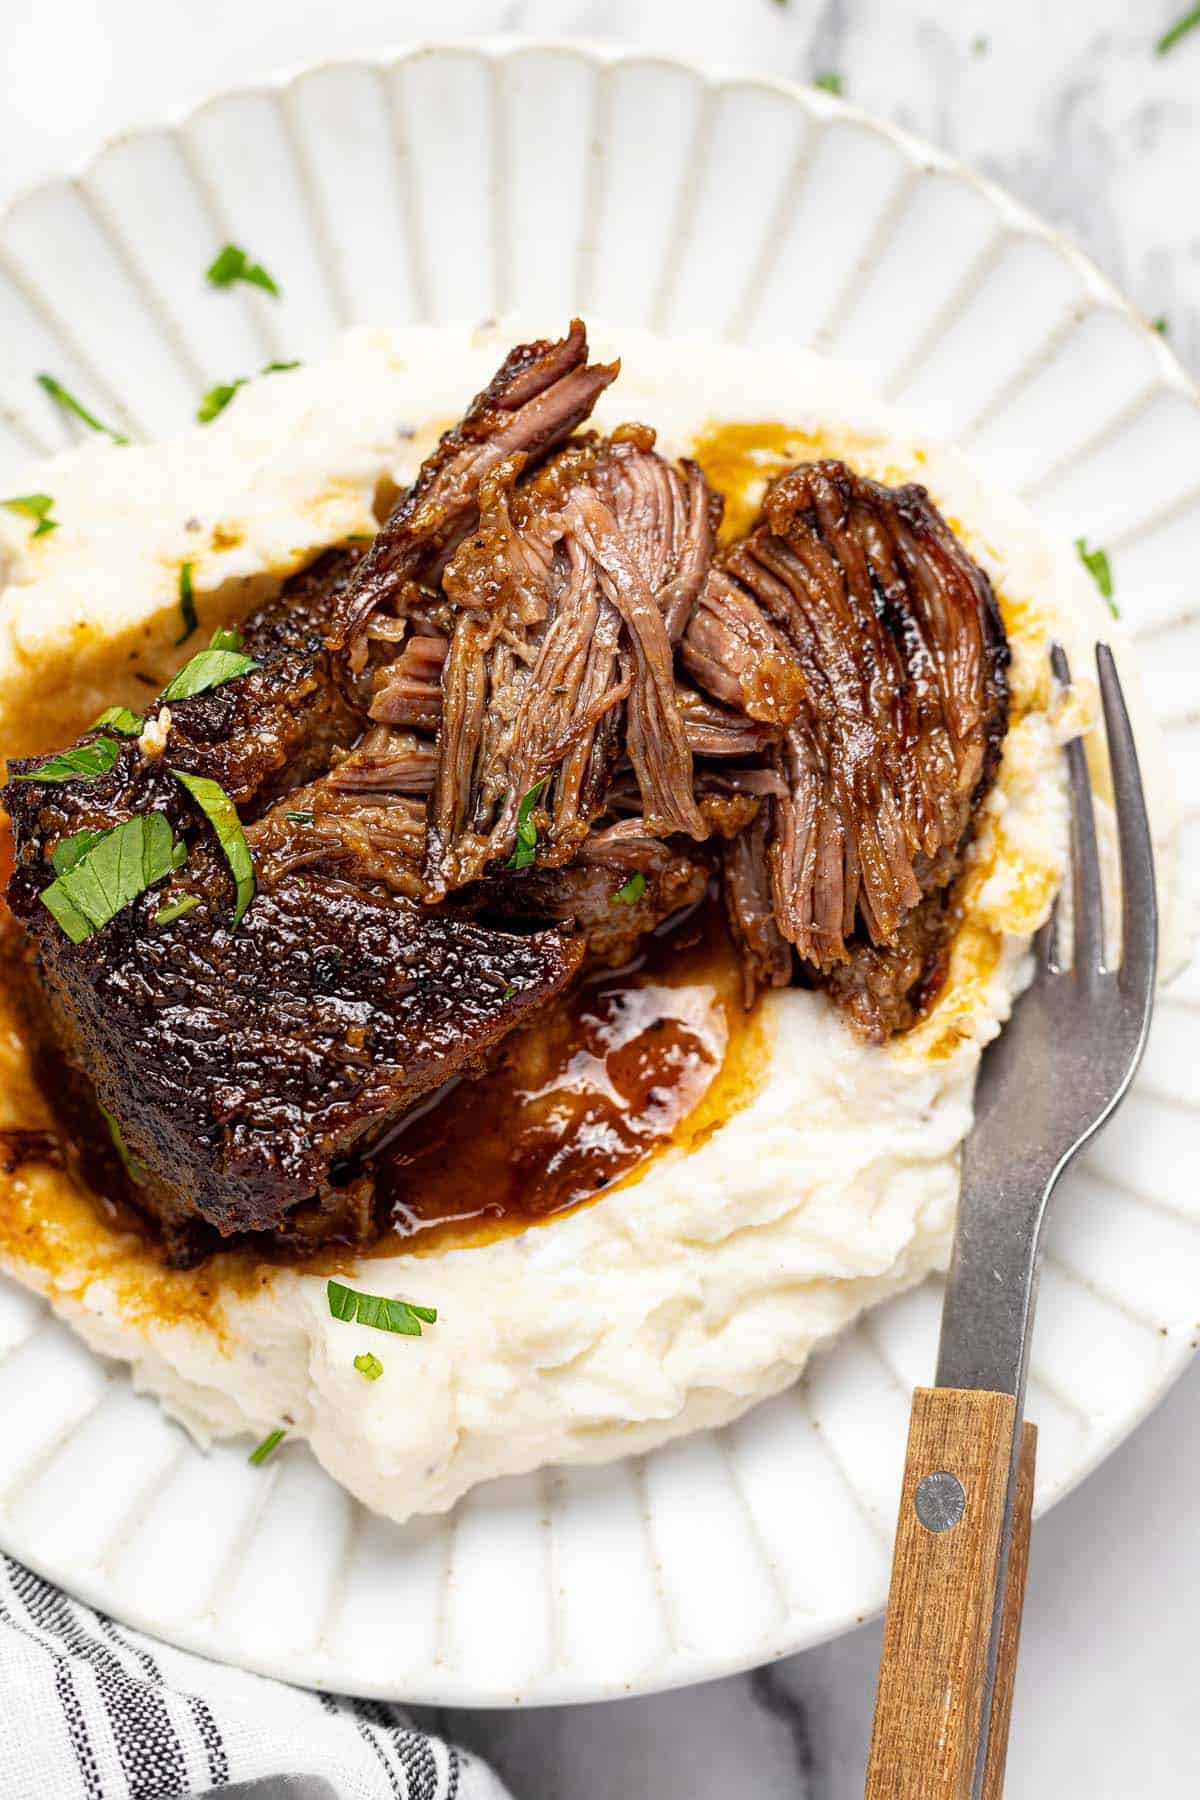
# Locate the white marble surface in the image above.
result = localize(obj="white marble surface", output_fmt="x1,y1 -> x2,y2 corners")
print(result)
1,2 -> 1198,1794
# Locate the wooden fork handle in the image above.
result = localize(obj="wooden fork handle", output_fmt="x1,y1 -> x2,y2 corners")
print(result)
981,1421 -> 1037,1798
865,1388 -> 1034,1798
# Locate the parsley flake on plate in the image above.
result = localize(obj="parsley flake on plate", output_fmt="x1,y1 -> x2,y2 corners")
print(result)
1156,5 -> 1200,55
196,379 -> 247,424
171,771 -> 255,927
196,360 -> 301,425
93,705 -> 144,736
327,1279 -> 437,1337
37,373 -> 127,444
14,736 -> 123,784
1074,536 -> 1118,615
1,493 -> 58,537
161,645 -> 259,703
39,813 -> 186,943
613,872 -> 646,906
814,71 -> 843,94
507,777 -> 549,871
154,893 -> 202,927
248,1428 -> 286,1466
206,244 -> 281,297
50,828 -> 107,875
99,1103 -> 142,1179
175,561 -> 198,645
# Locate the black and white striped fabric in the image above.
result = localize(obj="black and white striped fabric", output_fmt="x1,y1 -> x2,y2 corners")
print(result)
0,1555 -> 511,1800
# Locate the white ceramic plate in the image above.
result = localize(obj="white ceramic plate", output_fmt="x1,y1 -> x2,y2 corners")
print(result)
0,38 -> 1197,1706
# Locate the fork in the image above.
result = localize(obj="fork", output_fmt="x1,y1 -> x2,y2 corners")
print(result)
864,643 -> 1158,1799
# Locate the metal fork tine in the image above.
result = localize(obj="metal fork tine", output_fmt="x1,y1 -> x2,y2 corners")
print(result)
1050,643 -> 1105,974
1035,903 -> 1060,975
1095,644 -> 1158,997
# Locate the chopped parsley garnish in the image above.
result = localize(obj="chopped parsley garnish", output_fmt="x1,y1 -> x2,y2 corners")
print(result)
285,809 -> 315,824
37,373 -> 127,444
196,359 -> 301,425
93,705 -> 143,736
206,244 -> 281,297
171,771 -> 255,927
154,893 -> 201,927
51,828 -> 107,875
40,813 -> 185,943
99,1103 -> 141,1179
161,646 -> 259,702
175,561 -> 198,644
501,984 -> 516,1001
613,872 -> 646,906
507,777 -> 549,871
814,71 -> 843,94
354,1351 -> 384,1382
1074,536 -> 1118,614
248,1428 -> 286,1466
197,379 -> 247,424
1156,5 -> 1200,55
2,493 -> 58,537
1153,316 -> 1169,335
327,1278 -> 437,1337
972,33 -> 989,53
208,623 -> 245,653
14,736 -> 122,784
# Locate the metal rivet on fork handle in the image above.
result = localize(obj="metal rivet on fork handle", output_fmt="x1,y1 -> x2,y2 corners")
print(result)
914,1471 -> 966,1532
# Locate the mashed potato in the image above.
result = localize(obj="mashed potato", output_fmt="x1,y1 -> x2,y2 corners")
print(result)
0,323 -> 1179,1526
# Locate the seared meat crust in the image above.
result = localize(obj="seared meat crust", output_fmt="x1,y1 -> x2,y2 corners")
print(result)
26,868 -> 580,1252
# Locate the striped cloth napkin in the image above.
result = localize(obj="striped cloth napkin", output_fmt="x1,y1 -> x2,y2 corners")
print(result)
0,1554 -> 511,1800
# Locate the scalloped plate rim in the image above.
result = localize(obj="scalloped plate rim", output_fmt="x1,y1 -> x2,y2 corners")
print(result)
0,34 -> 1195,1706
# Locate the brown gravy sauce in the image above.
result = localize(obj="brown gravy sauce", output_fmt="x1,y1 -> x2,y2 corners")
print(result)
368,892 -> 765,1256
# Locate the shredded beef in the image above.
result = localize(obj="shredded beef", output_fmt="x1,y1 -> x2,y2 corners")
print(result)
684,459 -> 1008,1036
421,429 -> 714,900
327,319 -> 619,664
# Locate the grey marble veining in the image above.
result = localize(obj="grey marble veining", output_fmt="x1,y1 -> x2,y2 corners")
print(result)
1,3 -> 1198,1796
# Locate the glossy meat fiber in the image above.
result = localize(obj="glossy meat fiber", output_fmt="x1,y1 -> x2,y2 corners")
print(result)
422,428 -> 715,900
685,459 -> 1009,1037
327,319 -> 619,660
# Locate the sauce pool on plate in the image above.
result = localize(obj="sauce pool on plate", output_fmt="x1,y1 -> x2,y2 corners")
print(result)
371,891 -> 765,1254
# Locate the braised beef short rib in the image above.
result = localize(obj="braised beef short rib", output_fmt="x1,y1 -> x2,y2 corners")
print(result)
686,460 -> 1009,1037
4,543 -> 582,1261
4,327 -> 1011,1259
